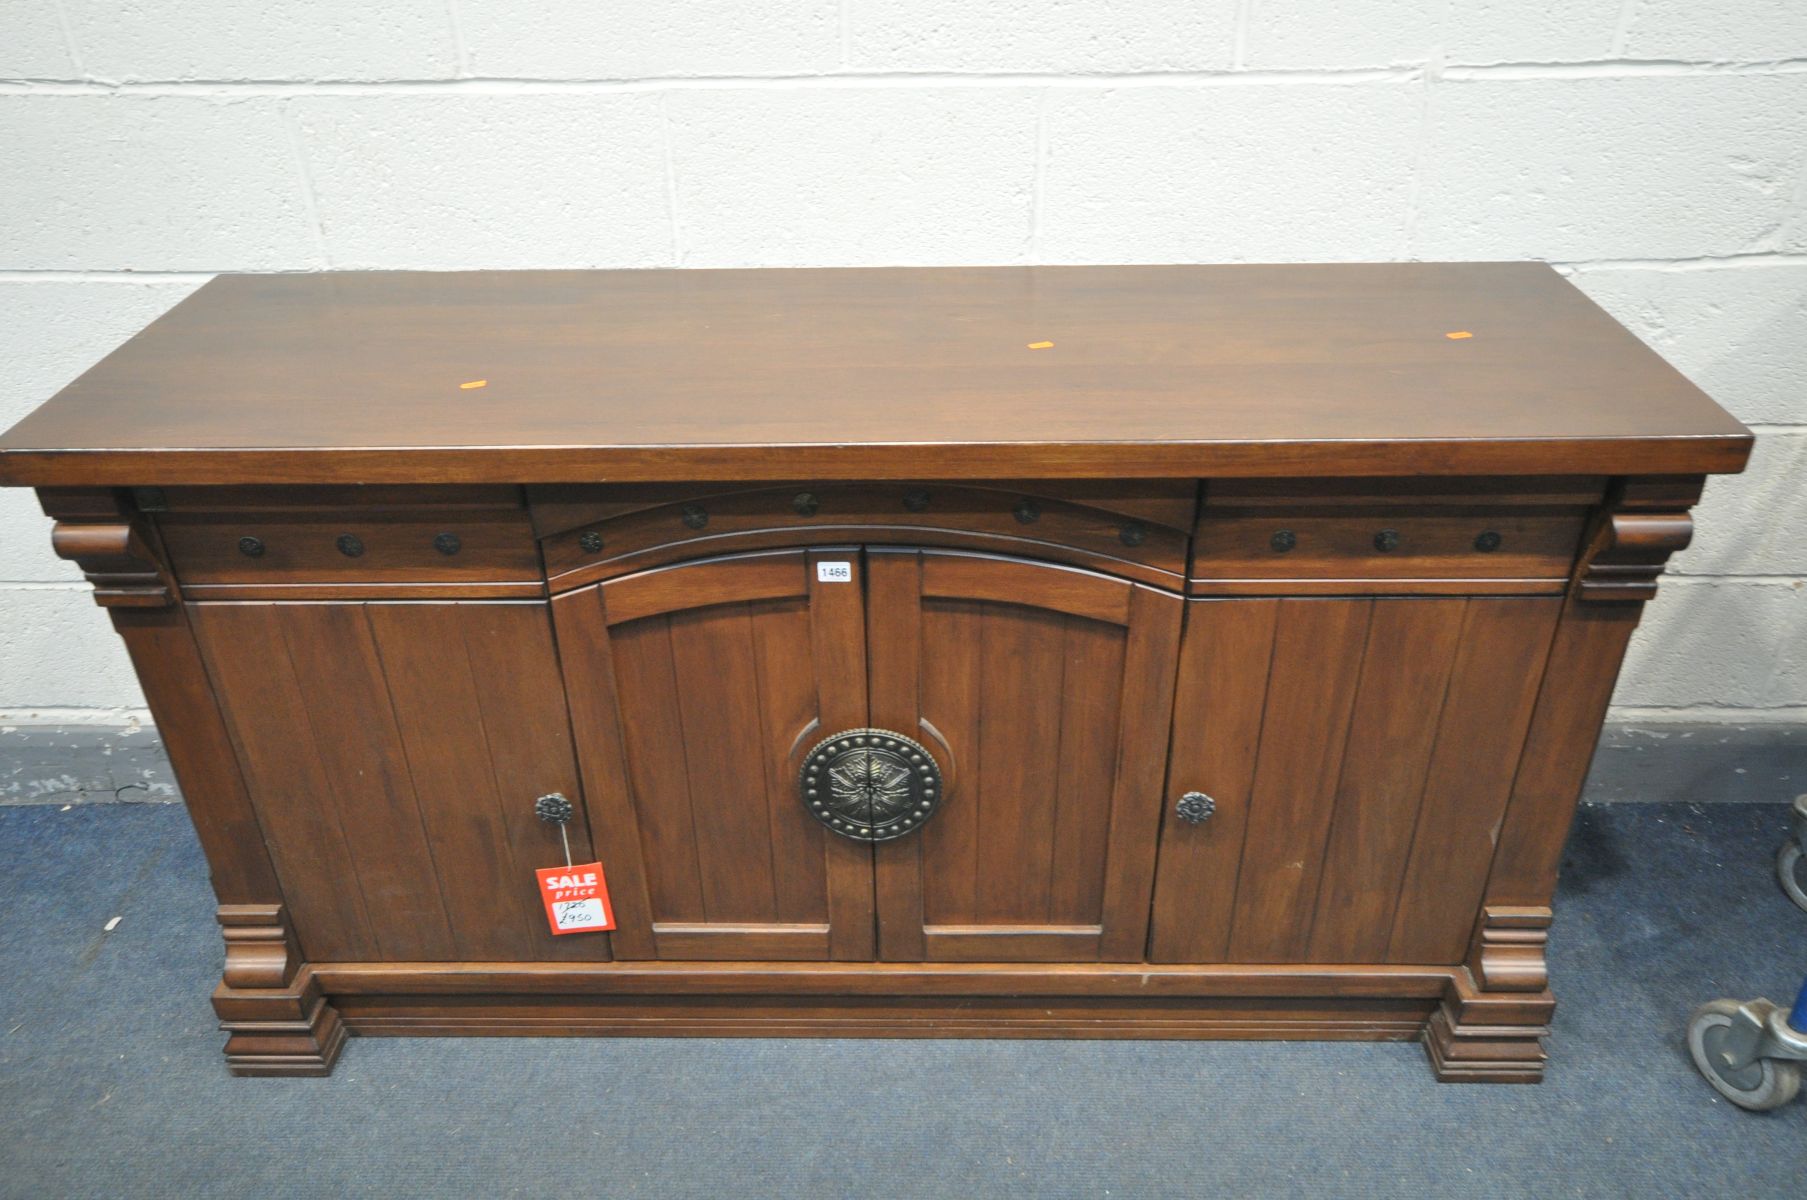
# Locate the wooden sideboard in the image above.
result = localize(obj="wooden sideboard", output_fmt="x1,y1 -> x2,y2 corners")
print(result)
0,264 -> 1750,1081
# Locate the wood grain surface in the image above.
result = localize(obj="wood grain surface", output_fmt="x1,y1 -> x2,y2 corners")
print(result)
189,600 -> 594,964
1149,595 -> 1563,967
0,264 -> 1750,485
866,549 -> 1181,963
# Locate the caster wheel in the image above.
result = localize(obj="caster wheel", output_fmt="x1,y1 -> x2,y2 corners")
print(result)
1780,841 -> 1807,913
1688,1000 -> 1803,1111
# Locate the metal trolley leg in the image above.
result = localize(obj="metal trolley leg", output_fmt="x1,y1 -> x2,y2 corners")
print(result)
1684,797 -> 1807,1111
1779,793 -> 1807,913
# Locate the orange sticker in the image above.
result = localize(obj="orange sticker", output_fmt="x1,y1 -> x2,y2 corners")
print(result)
1444,331 -> 1473,340
459,379 -> 488,389
1027,341 -> 1054,350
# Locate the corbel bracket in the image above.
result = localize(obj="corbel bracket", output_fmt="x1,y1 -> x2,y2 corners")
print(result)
39,488 -> 176,607
1575,477 -> 1701,603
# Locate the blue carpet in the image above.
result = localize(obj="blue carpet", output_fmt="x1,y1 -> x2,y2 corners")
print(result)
1,800 -> 1802,1198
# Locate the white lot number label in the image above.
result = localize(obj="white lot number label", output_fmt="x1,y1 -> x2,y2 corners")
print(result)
816,561 -> 854,583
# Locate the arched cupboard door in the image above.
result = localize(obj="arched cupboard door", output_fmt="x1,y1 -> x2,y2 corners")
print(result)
866,548 -> 1184,963
551,547 -> 877,962
554,544 -> 1185,965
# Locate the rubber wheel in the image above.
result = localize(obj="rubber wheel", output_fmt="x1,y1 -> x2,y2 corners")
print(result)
1780,841 -> 1807,913
1688,1000 -> 1803,1111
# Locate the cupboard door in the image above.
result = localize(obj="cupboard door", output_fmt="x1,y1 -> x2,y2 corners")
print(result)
866,549 -> 1184,962
190,601 -> 594,963
1148,596 -> 1562,966
552,548 -> 875,961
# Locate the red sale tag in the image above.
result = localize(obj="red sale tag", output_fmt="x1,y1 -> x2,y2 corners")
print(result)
535,861 -> 615,935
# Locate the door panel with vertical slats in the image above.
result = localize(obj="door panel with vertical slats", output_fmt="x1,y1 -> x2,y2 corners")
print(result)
190,600 -> 594,963
551,548 -> 876,962
868,549 -> 1183,963
1150,596 -> 1561,966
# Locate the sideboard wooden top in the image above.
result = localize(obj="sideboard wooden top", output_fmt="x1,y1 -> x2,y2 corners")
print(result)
0,263 -> 1750,486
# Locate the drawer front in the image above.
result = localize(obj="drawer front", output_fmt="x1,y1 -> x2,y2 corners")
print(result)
534,481 -> 1197,592
151,486 -> 542,595
1195,511 -> 1588,581
1190,477 -> 1603,595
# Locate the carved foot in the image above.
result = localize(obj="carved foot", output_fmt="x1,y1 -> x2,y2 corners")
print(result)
1424,905 -> 1554,1083
1424,973 -> 1553,1083
211,904 -> 346,1077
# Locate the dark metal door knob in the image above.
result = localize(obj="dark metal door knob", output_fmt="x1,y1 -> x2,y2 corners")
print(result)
1176,791 -> 1216,825
534,793 -> 574,824
534,793 -> 576,865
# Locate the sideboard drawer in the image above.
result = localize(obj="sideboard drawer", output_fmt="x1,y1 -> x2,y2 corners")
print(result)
151,486 -> 542,595
1195,511 -> 1587,580
533,481 -> 1196,590
1190,477 -> 1605,595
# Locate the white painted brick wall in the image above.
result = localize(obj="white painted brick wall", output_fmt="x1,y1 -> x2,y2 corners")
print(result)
0,5 -> 77,77
1416,76 -> 1807,261
1245,1 -> 1443,69
1621,0 -> 1807,62
670,89 -> 1040,266
461,1 -> 841,80
1442,1 -> 1623,65
1574,264 -> 1807,426
843,1 -> 1238,73
2,1 -> 1804,724
1039,83 -> 1421,263
296,94 -> 672,269
0,97 -> 319,270
0,589 -> 148,713
62,0 -> 459,82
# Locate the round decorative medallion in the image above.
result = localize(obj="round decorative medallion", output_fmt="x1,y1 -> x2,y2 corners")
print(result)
799,728 -> 943,842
